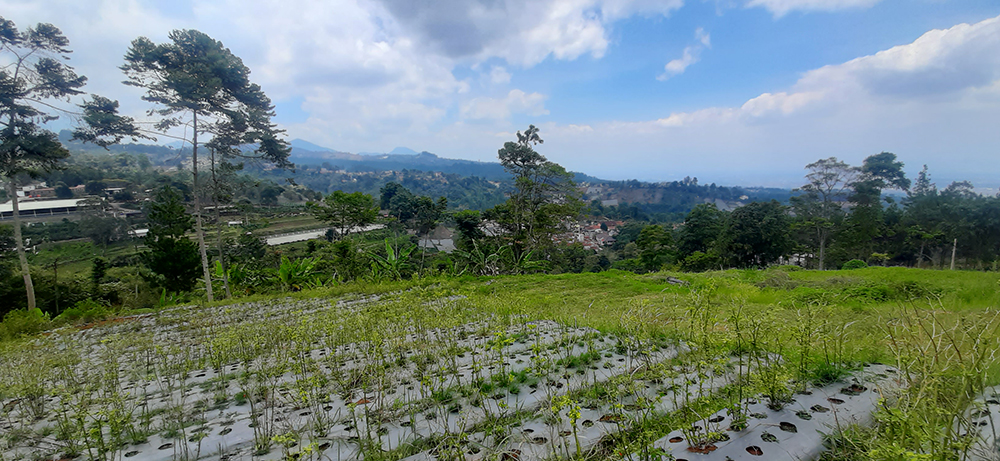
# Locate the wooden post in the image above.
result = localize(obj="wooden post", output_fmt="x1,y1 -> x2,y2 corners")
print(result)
950,238 -> 957,270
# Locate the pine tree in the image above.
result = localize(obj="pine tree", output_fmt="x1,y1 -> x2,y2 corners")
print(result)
1,17 -> 140,310
122,29 -> 291,302
144,186 -> 201,294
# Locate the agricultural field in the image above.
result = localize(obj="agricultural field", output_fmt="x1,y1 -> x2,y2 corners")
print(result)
2,267 -> 999,461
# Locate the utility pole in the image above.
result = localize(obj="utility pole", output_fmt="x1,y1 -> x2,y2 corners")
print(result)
950,238 -> 957,270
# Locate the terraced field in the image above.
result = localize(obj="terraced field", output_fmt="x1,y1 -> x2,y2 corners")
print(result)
2,268 -> 999,460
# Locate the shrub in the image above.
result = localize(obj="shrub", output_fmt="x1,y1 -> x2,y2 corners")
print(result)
772,264 -> 803,272
842,259 -> 868,270
681,251 -> 722,272
890,280 -> 943,300
54,298 -> 110,324
842,283 -> 893,303
611,258 -> 643,273
0,308 -> 50,340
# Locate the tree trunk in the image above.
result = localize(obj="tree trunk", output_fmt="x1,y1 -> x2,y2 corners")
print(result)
950,238 -> 957,270
8,181 -> 36,311
211,148 -> 231,299
917,241 -> 925,269
420,232 -> 427,274
192,112 -> 214,303
817,228 -> 826,271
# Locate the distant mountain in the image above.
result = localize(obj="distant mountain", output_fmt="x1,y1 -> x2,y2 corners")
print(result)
389,146 -> 418,156
357,146 -> 420,156
290,139 -> 336,152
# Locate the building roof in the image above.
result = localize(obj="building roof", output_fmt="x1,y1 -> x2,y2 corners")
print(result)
0,198 -> 88,213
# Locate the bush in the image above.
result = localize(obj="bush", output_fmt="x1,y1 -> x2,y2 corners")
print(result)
610,258 -> 643,273
842,259 -> 868,270
54,298 -> 109,324
772,264 -> 803,272
890,280 -> 944,300
0,308 -> 50,340
681,251 -> 722,272
842,283 -> 893,303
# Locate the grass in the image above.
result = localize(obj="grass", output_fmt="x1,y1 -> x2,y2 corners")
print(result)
1,266 -> 998,460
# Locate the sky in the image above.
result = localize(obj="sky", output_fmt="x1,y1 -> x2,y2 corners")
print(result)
3,0 -> 1000,188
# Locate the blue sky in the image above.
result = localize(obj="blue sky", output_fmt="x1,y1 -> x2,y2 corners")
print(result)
4,0 -> 1000,188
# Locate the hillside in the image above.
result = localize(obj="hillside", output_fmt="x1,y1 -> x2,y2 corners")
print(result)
55,130 -> 792,218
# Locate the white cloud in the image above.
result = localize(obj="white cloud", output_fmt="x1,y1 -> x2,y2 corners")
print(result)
658,27 -> 710,80
746,0 -> 883,17
461,89 -> 549,120
380,0 -> 684,67
659,47 -> 699,80
489,66 -> 512,85
533,14 -> 1000,186
696,26 -> 711,47
2,0 -> 686,153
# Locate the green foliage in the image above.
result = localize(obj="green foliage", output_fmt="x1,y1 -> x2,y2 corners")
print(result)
276,256 -> 319,291
369,239 -> 415,281
0,307 -> 49,340
53,298 -> 108,324
492,125 -> 582,257
717,200 -> 792,268
452,209 -> 484,251
842,259 -> 868,270
122,29 -> 290,169
635,224 -> 674,272
680,251 -> 722,272
143,186 -> 200,293
676,203 -> 725,260
307,190 -> 379,239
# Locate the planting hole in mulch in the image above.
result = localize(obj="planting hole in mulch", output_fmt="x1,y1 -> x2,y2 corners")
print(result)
559,430 -> 572,436
501,448 -> 521,460
532,437 -> 548,444
219,427 -> 232,435
828,397 -> 845,405
779,421 -> 798,433
842,384 -> 867,395
795,410 -> 812,420
599,414 -> 624,423
709,415 -> 725,423
810,404 -> 830,413
746,445 -> 764,456
582,419 -> 594,427
124,451 -> 139,457
687,444 -> 717,453
157,444 -> 172,450
761,432 -> 778,443
751,412 -> 767,419
669,437 -> 684,443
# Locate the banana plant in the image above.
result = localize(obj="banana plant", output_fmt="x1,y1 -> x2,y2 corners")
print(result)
452,240 -> 502,276
277,256 -> 319,292
369,238 -> 415,281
